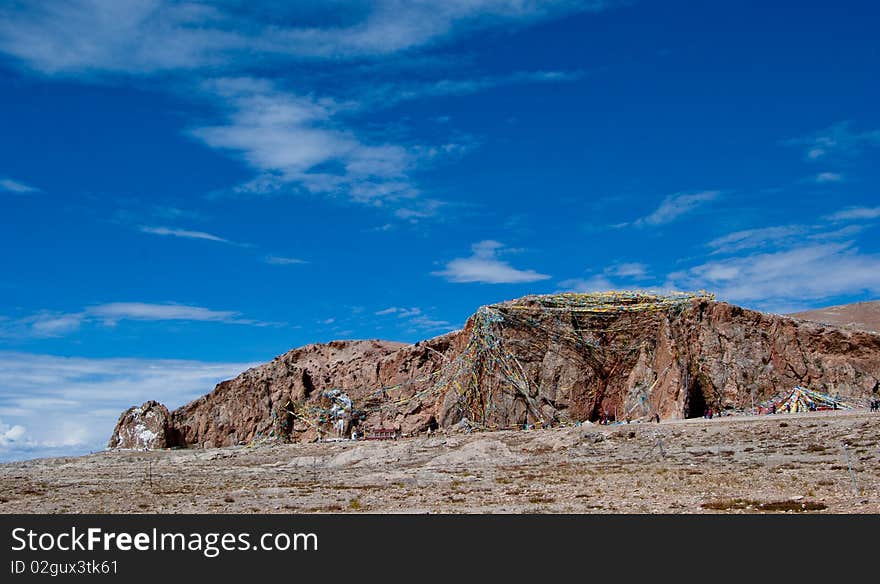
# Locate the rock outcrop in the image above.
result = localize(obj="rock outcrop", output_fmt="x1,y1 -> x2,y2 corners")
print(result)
110,292 -> 880,450
108,401 -> 176,449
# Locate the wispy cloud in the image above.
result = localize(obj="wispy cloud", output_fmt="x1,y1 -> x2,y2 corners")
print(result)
558,262 -> 650,293
0,2 -> 616,222
707,225 -> 808,254
0,352 -> 254,461
191,77 -> 422,206
375,307 -> 422,317
87,302 -> 246,325
2,302 -> 272,339
366,69 -> 584,107
0,1 -> 614,75
139,225 -> 236,244
405,314 -> 455,333
607,262 -> 649,279
252,2 -> 612,61
814,171 -> 843,183
264,255 -> 308,266
706,206 -> 878,257
373,305 -> 453,333
784,121 -> 880,161
632,190 -> 720,227
433,240 -> 550,284
826,206 -> 880,222
666,242 -> 880,311
558,275 -> 619,292
0,177 -> 39,193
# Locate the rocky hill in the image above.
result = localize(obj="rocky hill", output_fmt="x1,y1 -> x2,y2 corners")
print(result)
790,300 -> 880,333
109,292 -> 880,450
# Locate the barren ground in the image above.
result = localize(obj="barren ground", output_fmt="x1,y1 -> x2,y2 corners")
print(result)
791,299 -> 880,333
2,410 -> 879,514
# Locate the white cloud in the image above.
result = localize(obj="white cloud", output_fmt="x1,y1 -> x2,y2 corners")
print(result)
264,255 -> 308,266
374,306 -> 453,333
565,214 -> 880,309
26,312 -> 85,337
394,199 -> 447,221
707,225 -> 807,254
557,275 -> 618,292
0,1 -> 612,75
2,302 -> 270,338
404,314 -> 454,333
666,242 -> 880,311
814,172 -> 842,183
139,225 -> 234,244
785,121 -> 880,161
0,3 -> 613,220
0,352 -> 254,461
375,307 -> 422,318
557,262 -> 650,292
607,262 -> 648,279
706,217 -> 873,257
826,206 -> 880,222
634,190 -> 720,227
433,240 -> 550,284
367,69 -> 584,107
0,418 -> 26,446
0,0 -> 240,75
258,2 -> 608,60
190,77 -> 422,206
87,302 -> 242,325
0,177 -> 39,193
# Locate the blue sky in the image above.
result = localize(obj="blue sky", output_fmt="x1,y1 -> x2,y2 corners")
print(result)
1,0 -> 879,460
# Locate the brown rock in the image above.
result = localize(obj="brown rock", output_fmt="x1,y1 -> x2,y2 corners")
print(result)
110,294 -> 880,450
108,400 -> 176,449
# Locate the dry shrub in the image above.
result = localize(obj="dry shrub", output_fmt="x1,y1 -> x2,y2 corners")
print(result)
701,498 -> 826,512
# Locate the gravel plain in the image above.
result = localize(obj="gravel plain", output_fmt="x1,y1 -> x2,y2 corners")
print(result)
1,409 -> 878,514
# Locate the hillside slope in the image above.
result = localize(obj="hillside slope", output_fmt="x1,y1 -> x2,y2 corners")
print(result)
790,300 -> 880,333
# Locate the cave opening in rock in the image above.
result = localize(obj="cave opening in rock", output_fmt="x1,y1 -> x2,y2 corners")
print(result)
275,400 -> 295,441
685,376 -> 707,418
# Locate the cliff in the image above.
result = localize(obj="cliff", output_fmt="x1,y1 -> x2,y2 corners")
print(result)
109,292 -> 880,449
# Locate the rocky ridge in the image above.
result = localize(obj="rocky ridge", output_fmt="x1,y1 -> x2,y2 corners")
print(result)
110,292 -> 880,449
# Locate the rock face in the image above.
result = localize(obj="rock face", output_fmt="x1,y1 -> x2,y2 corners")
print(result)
110,293 -> 880,450
108,401 -> 176,449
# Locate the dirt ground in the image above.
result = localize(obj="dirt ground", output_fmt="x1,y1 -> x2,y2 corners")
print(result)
1,410 -> 878,514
